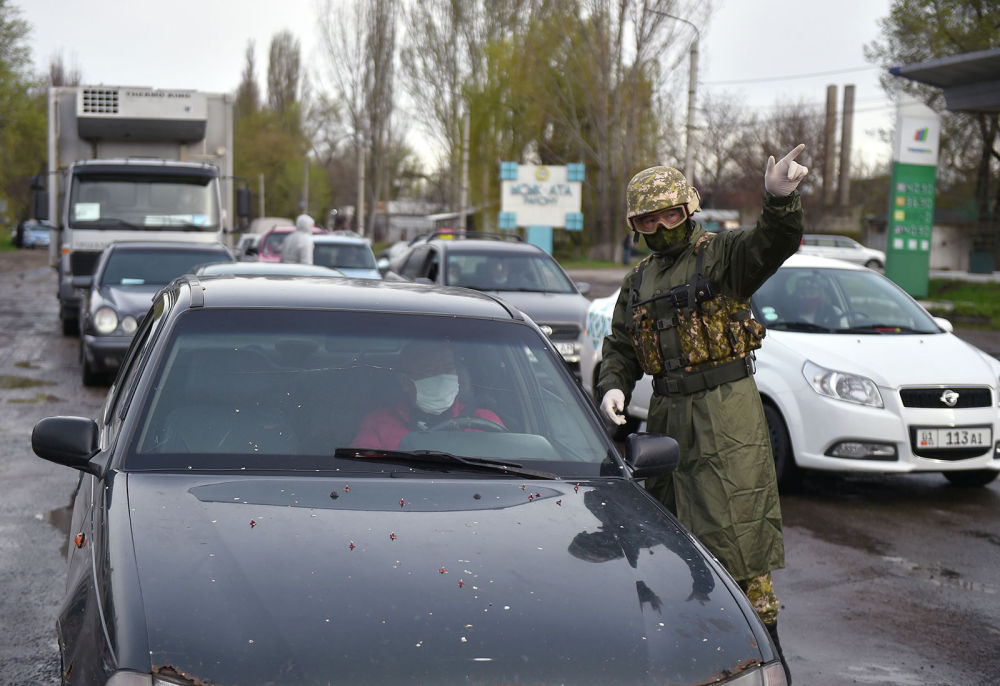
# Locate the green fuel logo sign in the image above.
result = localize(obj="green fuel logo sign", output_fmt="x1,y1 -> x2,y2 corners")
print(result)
885,101 -> 939,298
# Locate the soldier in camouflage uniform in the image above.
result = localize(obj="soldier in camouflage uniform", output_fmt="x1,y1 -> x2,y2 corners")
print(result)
597,145 -> 808,684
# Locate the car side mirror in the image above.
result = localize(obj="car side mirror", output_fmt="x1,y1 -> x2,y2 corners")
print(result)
34,190 -> 49,221
624,433 -> 679,478
376,256 -> 390,274
236,188 -> 252,219
933,316 -> 953,333
575,281 -> 591,296
31,416 -> 103,475
72,275 -> 93,290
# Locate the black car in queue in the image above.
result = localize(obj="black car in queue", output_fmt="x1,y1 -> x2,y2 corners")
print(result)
76,241 -> 234,386
385,231 -> 592,380
32,275 -> 787,686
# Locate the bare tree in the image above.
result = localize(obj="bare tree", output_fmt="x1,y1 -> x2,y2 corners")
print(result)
318,0 -> 401,240
236,40 -> 260,117
48,52 -> 81,87
267,30 -> 301,117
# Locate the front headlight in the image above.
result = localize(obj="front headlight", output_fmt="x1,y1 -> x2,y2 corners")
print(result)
94,306 -> 119,335
802,360 -> 883,407
721,662 -> 787,685
121,315 -> 138,334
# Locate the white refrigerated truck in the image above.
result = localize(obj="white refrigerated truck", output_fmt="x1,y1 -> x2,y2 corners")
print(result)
35,85 -> 249,334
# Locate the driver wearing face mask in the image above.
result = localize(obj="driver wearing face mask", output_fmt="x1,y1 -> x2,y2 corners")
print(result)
350,341 -> 504,450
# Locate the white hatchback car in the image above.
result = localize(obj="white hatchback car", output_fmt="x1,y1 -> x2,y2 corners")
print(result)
798,234 -> 886,269
581,253 -> 1000,488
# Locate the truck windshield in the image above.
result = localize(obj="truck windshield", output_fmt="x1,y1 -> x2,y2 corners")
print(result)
69,174 -> 220,231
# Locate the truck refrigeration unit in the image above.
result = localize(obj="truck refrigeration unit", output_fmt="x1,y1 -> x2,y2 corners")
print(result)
35,85 -> 249,334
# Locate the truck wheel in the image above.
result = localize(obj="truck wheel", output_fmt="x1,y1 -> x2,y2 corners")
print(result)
943,470 -> 998,487
763,403 -> 799,490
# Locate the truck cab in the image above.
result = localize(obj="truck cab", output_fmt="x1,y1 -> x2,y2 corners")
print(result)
36,85 -> 247,335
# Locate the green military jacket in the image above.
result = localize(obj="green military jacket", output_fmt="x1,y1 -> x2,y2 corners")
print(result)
597,191 -> 804,581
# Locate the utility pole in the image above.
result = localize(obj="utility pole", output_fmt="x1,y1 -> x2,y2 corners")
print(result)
460,107 -> 470,232
258,173 -> 265,218
650,10 -> 700,185
823,84 -> 838,207
356,141 -> 365,237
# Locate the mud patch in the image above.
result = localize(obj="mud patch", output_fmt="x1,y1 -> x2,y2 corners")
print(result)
0,374 -> 55,389
964,529 -> 1000,547
14,360 -> 40,369
8,392 -> 60,404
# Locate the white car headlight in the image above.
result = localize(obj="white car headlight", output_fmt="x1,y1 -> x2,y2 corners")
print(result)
120,315 -> 139,334
94,306 -> 119,335
802,360 -> 883,408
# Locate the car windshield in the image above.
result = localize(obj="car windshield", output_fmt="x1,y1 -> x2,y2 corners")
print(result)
70,174 -> 220,230
754,266 -> 940,334
100,248 -> 230,286
261,231 -> 291,254
313,242 -> 377,270
128,310 -> 617,477
445,252 -> 576,293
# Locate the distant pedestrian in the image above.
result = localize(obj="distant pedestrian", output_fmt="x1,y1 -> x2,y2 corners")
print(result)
622,232 -> 633,265
282,214 -> 316,264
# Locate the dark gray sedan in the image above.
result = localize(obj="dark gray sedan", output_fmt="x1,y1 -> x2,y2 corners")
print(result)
387,232 -> 592,378
76,241 -> 233,385
33,276 -> 786,686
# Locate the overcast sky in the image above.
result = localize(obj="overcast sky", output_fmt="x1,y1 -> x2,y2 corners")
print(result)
19,0 -> 898,170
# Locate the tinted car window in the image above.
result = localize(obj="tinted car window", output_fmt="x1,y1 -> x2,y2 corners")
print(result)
100,248 -> 230,286
128,309 -> 614,476
400,245 -> 430,280
446,252 -> 576,292
313,243 -> 377,270
754,267 -> 939,333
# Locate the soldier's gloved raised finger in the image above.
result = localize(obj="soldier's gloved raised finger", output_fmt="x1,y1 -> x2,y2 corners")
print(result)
600,389 -> 627,426
764,143 -> 808,197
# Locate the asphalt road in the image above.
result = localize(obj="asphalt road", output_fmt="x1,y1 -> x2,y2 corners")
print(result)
2,250 -> 998,685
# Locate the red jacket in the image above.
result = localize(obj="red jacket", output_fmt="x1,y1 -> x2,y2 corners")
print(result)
350,400 -> 504,450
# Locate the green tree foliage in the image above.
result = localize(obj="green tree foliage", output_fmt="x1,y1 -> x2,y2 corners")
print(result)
865,0 -> 1000,255
0,0 -> 45,227
234,33 -> 330,224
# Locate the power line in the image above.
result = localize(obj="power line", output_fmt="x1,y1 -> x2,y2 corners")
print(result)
704,65 -> 878,86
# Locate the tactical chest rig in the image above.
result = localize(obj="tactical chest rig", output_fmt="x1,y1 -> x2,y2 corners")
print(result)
626,235 -> 765,396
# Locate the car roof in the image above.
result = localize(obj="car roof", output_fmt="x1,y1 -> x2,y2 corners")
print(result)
782,252 -> 865,270
312,234 -> 371,246
431,239 -> 545,255
105,241 -> 232,252
196,262 -> 343,277
170,275 -> 528,321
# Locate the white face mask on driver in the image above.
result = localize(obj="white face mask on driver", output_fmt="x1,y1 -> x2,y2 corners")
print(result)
413,373 -> 460,414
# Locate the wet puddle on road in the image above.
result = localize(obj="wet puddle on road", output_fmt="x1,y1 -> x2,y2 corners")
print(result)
882,555 -> 998,595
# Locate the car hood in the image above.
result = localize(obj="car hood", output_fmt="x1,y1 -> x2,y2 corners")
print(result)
97,284 -> 161,316
764,330 -> 1000,387
127,473 -> 762,685
484,290 -> 590,328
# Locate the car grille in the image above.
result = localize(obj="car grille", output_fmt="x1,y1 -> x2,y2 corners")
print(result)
70,250 -> 102,277
899,387 -> 992,409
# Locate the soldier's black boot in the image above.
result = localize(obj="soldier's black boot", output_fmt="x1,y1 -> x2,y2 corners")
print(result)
765,621 -> 792,685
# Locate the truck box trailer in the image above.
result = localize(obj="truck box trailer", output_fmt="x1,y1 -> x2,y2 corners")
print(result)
35,85 -> 248,334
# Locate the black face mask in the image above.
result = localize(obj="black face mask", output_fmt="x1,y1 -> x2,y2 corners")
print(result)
643,221 -> 689,255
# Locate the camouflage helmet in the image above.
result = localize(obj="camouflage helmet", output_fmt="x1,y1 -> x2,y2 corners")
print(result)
625,166 -> 701,233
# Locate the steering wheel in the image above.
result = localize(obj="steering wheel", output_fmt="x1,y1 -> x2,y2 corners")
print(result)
430,416 -> 508,433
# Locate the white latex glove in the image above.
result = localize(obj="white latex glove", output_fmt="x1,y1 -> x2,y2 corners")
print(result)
600,389 -> 627,426
764,143 -> 809,197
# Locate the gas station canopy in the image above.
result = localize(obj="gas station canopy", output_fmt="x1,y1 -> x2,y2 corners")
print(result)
890,46 -> 1000,113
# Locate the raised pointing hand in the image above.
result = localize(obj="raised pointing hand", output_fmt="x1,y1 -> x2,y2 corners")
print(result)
764,143 -> 808,197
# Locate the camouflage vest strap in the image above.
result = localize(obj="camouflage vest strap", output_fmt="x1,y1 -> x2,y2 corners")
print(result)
667,234 -> 766,373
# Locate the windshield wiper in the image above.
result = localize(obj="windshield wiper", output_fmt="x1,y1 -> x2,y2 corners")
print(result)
80,217 -> 145,230
834,324 -> 928,334
333,447 -> 558,479
768,321 -> 835,333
